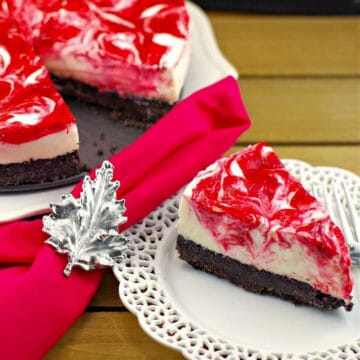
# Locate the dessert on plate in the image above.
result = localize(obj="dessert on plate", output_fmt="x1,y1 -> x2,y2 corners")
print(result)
177,143 -> 354,310
0,16 -> 80,186
7,0 -> 191,128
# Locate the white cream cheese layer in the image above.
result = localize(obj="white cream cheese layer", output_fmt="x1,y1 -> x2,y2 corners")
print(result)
177,196 -> 347,302
45,35 -> 191,104
0,124 -> 79,164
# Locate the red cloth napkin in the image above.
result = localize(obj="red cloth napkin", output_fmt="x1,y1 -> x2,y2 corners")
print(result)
0,76 -> 250,359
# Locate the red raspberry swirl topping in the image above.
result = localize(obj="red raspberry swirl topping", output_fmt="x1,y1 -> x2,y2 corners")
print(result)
0,16 -> 76,144
189,143 -> 353,299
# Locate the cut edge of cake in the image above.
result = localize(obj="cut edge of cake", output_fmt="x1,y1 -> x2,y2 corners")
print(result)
176,143 -> 354,311
0,16 -> 80,186
176,236 -> 352,311
9,0 -> 192,128
50,75 -> 174,129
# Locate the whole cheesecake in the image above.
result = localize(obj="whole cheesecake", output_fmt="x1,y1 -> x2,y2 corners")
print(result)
0,0 -> 191,186
7,0 -> 191,128
0,16 -> 80,186
176,143 -> 354,310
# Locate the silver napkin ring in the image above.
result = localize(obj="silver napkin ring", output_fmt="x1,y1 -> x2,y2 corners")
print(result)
43,161 -> 129,277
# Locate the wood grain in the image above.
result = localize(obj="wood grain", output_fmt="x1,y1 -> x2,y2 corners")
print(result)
89,271 -> 122,308
207,13 -> 360,76
46,312 -> 183,360
236,78 -> 360,144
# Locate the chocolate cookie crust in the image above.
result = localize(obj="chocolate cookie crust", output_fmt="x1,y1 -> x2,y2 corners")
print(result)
51,75 -> 173,128
176,235 -> 352,311
0,152 -> 80,186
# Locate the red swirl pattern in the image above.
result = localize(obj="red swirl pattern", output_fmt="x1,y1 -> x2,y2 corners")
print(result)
190,143 -> 353,298
7,0 -> 189,68
0,16 -> 76,144
0,0 -> 189,144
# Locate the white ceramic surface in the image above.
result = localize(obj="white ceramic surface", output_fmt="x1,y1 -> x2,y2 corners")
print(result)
0,185 -> 73,223
0,2 -> 237,224
114,160 -> 360,360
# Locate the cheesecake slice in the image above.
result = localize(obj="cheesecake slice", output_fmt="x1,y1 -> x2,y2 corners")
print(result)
0,16 -> 80,186
177,143 -> 354,310
9,0 -> 191,127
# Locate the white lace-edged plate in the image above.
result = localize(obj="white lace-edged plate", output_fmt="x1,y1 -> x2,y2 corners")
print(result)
114,159 -> 360,360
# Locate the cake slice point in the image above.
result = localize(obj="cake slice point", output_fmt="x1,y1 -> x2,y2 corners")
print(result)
0,16 -> 80,186
176,143 -> 354,310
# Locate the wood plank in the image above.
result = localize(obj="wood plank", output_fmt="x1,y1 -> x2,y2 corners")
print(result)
236,78 -> 360,144
207,13 -> 360,76
89,271 -> 122,308
46,312 -> 183,360
228,145 -> 360,175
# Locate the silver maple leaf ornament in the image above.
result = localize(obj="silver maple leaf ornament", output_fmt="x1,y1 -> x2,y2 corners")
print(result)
43,161 -> 129,277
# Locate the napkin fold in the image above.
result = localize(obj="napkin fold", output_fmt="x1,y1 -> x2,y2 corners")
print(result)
0,76 -> 251,359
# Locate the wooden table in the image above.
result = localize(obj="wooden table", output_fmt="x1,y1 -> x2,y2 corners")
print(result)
46,11 -> 360,359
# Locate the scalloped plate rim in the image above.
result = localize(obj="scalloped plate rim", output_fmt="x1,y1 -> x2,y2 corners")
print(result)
114,159 -> 360,360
